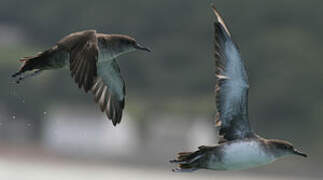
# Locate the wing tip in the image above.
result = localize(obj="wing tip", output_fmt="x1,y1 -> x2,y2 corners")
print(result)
210,3 -> 221,22
108,111 -> 122,127
210,3 -> 217,12
105,97 -> 124,127
211,3 -> 231,37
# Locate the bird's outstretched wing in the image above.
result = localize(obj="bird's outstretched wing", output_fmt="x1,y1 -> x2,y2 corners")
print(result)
212,5 -> 254,143
58,30 -> 126,125
58,30 -> 99,92
91,59 -> 126,126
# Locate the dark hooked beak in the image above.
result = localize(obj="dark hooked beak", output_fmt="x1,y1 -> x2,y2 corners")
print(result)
135,43 -> 151,52
293,149 -> 308,158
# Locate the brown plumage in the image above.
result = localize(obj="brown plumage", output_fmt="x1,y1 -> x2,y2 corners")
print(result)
12,29 -> 150,126
68,31 -> 98,92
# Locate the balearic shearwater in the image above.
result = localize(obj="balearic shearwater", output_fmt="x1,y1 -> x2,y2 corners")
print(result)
12,30 -> 150,126
170,5 -> 307,172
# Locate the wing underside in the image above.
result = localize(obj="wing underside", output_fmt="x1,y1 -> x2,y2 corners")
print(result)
212,5 -> 254,143
92,59 -> 125,126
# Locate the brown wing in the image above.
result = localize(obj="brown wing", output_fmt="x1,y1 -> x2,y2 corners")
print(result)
58,30 -> 98,92
212,5 -> 254,143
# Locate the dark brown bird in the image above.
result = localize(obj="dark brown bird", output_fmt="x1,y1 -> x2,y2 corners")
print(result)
169,4 -> 307,172
12,30 -> 151,126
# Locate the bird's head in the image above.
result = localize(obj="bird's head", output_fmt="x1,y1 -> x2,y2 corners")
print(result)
268,139 -> 307,158
109,34 -> 151,54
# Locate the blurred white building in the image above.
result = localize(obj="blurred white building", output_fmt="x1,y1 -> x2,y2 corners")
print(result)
42,105 -> 140,157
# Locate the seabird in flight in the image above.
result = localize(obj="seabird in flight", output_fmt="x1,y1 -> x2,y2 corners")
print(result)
170,4 -> 307,172
12,30 -> 151,126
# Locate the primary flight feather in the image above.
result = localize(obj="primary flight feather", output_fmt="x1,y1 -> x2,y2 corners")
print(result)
12,30 -> 151,126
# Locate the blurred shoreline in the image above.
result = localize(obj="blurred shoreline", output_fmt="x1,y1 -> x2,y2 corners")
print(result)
0,144 -> 321,180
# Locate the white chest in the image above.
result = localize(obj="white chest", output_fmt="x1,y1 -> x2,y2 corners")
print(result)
210,141 -> 275,170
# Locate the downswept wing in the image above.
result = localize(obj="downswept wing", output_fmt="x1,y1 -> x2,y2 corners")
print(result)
58,30 -> 99,92
91,59 -> 126,126
212,5 -> 254,143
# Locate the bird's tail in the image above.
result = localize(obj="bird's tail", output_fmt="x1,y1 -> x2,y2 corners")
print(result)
12,46 -> 63,83
12,55 -> 45,83
169,150 -> 205,172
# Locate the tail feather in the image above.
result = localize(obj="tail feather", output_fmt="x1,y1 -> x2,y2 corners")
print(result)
12,46 -> 65,83
11,55 -> 46,84
169,150 -> 205,172
12,55 -> 42,78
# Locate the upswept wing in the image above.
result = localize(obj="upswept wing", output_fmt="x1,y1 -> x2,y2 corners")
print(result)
212,5 -> 254,142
